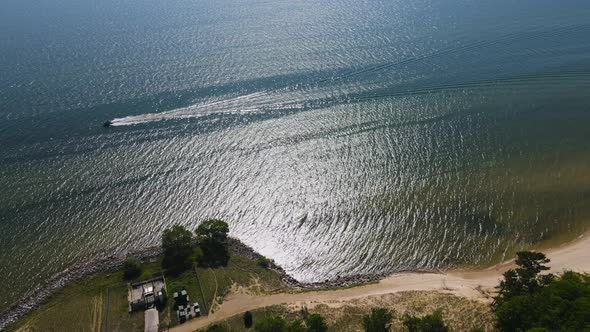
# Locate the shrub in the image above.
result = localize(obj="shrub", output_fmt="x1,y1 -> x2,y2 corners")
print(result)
122,257 -> 142,280
403,310 -> 448,332
253,316 -> 286,332
418,311 -> 448,332
362,307 -> 393,332
403,315 -> 421,332
244,311 -> 253,328
257,256 -> 271,269
249,312 -> 328,332
300,306 -> 310,319
204,324 -> 229,332
305,313 -> 328,332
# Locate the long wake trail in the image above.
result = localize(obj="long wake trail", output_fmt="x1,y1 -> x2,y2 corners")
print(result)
108,23 -> 590,126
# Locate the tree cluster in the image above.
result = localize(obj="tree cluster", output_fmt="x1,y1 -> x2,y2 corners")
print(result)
160,219 -> 230,274
494,251 -> 590,331
495,251 -> 553,307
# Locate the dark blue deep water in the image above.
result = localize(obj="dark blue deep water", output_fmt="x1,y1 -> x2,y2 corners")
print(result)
2,0 -> 590,311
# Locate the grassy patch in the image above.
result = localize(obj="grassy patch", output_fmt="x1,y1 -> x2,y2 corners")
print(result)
9,270 -> 130,332
162,269 -> 205,328
200,291 -> 496,332
198,305 -> 295,331
197,253 -> 286,313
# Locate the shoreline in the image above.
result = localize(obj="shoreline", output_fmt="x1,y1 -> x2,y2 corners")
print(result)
172,231 -> 590,331
3,232 -> 589,330
0,238 -> 401,330
228,238 -> 444,290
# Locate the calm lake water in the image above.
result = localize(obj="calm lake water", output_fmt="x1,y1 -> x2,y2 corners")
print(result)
1,0 -> 590,311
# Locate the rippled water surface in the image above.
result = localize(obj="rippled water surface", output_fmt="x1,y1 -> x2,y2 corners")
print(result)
2,0 -> 590,311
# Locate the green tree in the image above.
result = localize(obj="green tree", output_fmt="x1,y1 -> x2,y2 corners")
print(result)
196,219 -> 230,267
196,219 -> 229,243
244,311 -> 254,328
305,313 -> 328,332
122,257 -> 142,280
362,307 -> 393,332
253,316 -> 286,332
495,251 -> 553,306
515,251 -> 550,274
403,311 -> 448,332
162,225 -> 196,273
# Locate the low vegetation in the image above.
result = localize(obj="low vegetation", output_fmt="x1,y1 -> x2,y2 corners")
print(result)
402,310 -> 448,332
200,292 -> 493,332
201,308 -> 329,332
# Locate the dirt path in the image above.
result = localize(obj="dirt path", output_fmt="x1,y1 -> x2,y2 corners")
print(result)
209,269 -> 220,314
171,232 -> 590,332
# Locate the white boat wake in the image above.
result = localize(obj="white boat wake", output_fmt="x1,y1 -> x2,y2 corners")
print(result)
108,90 -> 305,126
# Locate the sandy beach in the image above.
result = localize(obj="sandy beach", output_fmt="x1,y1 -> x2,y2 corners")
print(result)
172,232 -> 590,332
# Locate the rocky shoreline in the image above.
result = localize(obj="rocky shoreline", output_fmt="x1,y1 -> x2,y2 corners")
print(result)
228,238 -> 443,289
1,237 -> 442,330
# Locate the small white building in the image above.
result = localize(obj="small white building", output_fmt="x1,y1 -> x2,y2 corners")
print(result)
144,308 -> 159,332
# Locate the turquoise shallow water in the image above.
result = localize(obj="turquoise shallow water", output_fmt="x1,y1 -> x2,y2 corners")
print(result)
1,0 -> 590,311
